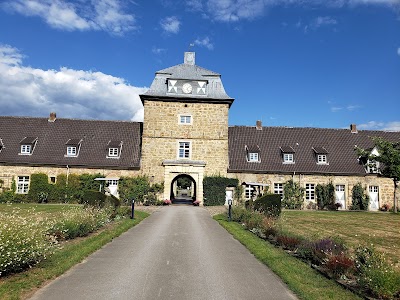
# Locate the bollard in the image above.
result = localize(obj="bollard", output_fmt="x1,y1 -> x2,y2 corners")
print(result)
130,199 -> 135,219
228,199 -> 232,221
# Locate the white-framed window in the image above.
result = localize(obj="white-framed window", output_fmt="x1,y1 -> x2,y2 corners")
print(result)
283,153 -> 294,163
17,176 -> 29,194
179,115 -> 192,125
317,154 -> 327,164
369,186 -> 379,193
367,159 -> 379,174
178,141 -> 191,159
49,176 -> 56,184
20,144 -> 31,154
305,183 -> 315,201
274,183 -> 283,195
245,185 -> 254,199
248,152 -> 259,162
107,179 -> 118,186
66,146 -> 77,156
108,148 -> 119,157
335,185 -> 345,192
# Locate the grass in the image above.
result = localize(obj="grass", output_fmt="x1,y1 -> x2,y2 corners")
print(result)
280,210 -> 400,268
0,204 -> 149,300
214,214 -> 361,300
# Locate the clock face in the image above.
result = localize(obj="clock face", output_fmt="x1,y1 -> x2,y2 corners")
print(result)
182,83 -> 193,94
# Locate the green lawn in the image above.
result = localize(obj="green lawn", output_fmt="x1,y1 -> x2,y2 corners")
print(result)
280,210 -> 400,268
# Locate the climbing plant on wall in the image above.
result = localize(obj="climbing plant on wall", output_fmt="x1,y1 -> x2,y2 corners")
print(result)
203,176 -> 239,206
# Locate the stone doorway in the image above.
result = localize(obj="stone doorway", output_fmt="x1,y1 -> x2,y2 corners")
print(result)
170,174 -> 196,204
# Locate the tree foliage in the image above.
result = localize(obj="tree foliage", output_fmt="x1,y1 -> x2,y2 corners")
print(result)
350,183 -> 369,211
118,176 -> 152,205
316,182 -> 335,210
357,137 -> 400,212
282,179 -> 305,209
203,176 -> 238,206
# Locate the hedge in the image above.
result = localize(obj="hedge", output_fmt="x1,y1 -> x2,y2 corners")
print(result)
253,194 -> 282,217
203,176 -> 238,206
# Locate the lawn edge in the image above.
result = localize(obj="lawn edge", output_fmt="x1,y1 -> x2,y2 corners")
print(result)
214,214 -> 361,300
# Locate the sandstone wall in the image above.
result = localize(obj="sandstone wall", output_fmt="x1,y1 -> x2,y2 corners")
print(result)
228,172 -> 398,209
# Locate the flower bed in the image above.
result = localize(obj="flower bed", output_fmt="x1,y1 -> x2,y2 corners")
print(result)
231,207 -> 400,300
0,206 -> 111,277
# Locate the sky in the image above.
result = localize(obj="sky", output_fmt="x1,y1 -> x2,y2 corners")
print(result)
0,0 -> 399,131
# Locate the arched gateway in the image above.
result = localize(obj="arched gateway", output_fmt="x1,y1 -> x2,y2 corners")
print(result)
139,52 -> 234,205
170,173 -> 196,203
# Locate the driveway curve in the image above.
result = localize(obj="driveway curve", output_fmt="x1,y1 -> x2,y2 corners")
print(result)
29,206 -> 297,300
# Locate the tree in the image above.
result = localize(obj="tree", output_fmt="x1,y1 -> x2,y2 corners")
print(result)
282,179 -> 305,209
357,137 -> 400,212
350,182 -> 369,210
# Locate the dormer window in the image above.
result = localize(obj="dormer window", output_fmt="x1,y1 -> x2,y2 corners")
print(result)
313,147 -> 329,165
107,140 -> 122,159
65,139 -> 81,157
367,159 -> 379,174
246,145 -> 260,162
280,146 -> 295,164
19,137 -> 37,155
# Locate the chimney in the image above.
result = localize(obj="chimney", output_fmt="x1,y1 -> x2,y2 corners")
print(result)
350,124 -> 357,133
48,112 -> 57,122
184,52 -> 195,65
256,120 -> 262,130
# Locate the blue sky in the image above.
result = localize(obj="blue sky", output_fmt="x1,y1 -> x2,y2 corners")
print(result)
0,0 -> 399,131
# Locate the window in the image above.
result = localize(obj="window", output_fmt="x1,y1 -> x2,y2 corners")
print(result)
67,146 -> 77,156
305,184 -> 315,201
107,179 -> 118,186
108,148 -> 119,157
248,152 -> 259,162
17,176 -> 29,194
317,154 -> 327,164
179,115 -> 192,124
274,183 -> 283,195
367,159 -> 379,173
21,144 -> 31,154
49,176 -> 56,184
245,185 -> 254,199
283,153 -> 294,163
335,185 -> 345,192
178,141 -> 191,159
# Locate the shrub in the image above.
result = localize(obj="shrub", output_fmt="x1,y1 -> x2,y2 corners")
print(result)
254,194 -> 282,217
231,207 -> 251,223
315,182 -> 335,210
0,191 -> 15,203
203,176 -> 238,206
282,179 -> 305,209
12,194 -> 28,203
313,238 -> 346,264
354,246 -> 400,299
297,240 -> 316,261
83,190 -> 107,208
28,173 -> 51,203
243,211 -> 264,230
118,176 -> 151,205
259,216 -> 278,238
350,183 -> 369,210
276,234 -> 302,251
325,254 -> 354,278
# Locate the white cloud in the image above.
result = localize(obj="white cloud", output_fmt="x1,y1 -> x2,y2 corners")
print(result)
0,44 -> 147,121
304,16 -> 337,32
206,0 -> 266,22
160,16 -> 181,34
152,47 -> 167,54
1,0 -> 136,35
331,106 -> 343,112
397,47 -> 400,56
186,0 -> 203,11
194,37 -> 214,50
358,121 -> 400,132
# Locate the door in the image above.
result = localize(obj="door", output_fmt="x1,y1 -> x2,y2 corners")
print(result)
335,185 -> 346,210
368,186 -> 379,211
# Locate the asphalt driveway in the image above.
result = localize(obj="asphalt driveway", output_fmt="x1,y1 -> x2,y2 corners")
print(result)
29,206 -> 297,300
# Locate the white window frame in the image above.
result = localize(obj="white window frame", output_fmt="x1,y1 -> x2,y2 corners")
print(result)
367,159 -> 379,174
17,176 -> 29,194
317,154 -> 327,164
179,115 -> 192,125
108,147 -> 119,157
245,185 -> 254,199
20,144 -> 32,154
66,146 -> 77,156
283,153 -> 294,163
335,185 -> 345,192
274,183 -> 283,195
178,141 -> 191,159
107,179 -> 118,186
248,152 -> 259,162
305,183 -> 315,201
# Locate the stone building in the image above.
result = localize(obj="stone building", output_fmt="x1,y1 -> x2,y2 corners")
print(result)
0,52 -> 399,209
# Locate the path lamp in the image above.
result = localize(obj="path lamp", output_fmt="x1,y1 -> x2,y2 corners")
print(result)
130,199 -> 135,219
228,199 -> 233,221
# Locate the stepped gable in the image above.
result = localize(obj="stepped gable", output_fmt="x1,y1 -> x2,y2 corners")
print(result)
0,116 -> 142,169
228,125 -> 400,175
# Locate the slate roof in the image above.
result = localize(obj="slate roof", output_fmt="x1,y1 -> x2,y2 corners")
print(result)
0,116 -> 142,169
141,53 -> 234,104
228,126 -> 400,175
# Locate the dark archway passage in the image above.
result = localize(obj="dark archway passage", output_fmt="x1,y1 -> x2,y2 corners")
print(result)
170,174 -> 196,204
